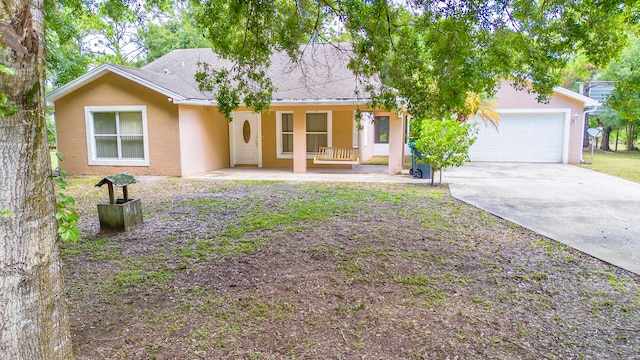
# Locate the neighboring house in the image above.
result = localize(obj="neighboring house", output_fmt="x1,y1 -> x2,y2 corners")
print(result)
578,81 -> 613,147
365,81 -> 598,164
47,43 -> 406,177
580,81 -> 615,104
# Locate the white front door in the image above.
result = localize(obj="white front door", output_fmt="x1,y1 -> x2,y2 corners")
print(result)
233,112 -> 259,166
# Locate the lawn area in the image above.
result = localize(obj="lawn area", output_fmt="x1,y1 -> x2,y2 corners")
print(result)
61,177 -> 640,359
579,150 -> 640,183
363,155 -> 413,168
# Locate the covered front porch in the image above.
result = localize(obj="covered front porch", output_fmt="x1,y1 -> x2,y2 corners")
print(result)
228,106 -> 407,176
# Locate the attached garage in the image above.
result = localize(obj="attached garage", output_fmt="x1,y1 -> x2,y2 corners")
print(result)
360,80 -> 597,166
469,110 -> 569,163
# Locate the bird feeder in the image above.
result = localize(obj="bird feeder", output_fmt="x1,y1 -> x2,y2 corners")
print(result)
95,172 -> 143,231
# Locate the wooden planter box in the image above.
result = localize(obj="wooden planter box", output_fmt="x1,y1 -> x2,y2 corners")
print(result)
97,198 -> 143,231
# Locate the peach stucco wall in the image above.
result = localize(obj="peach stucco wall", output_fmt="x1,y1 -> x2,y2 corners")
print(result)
494,81 -> 586,164
54,73 -> 182,176
358,113 -> 376,162
386,111 -> 404,174
357,111 -> 404,172
55,70 -> 407,176
178,105 -> 230,176
260,105 -> 357,169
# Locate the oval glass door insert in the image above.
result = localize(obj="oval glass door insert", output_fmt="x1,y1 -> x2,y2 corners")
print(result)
242,120 -> 251,144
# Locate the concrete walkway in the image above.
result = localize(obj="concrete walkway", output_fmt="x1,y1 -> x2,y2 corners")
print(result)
444,163 -> 640,275
191,165 -> 422,184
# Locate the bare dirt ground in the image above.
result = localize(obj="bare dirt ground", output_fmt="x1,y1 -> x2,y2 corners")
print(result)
60,176 -> 640,359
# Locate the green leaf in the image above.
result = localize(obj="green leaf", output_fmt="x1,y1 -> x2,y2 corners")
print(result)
58,223 -> 81,243
413,117 -> 477,184
0,64 -> 15,75
53,176 -> 70,189
58,193 -> 75,204
1,93 -> 18,116
191,1 -> 631,122
52,165 -> 81,243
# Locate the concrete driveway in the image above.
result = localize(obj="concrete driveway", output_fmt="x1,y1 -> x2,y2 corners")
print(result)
444,163 -> 640,276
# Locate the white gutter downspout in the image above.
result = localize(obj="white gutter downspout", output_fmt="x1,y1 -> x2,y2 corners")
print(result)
581,108 -> 600,164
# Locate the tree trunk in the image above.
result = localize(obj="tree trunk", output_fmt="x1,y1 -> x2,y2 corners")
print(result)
599,126 -> 612,151
582,114 -> 591,149
627,121 -> 634,154
0,0 -> 73,358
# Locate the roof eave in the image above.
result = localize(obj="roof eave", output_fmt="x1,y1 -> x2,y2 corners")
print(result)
553,86 -> 600,107
46,64 -> 187,104
271,98 -> 372,106
172,98 -> 372,107
171,99 -> 215,106
271,98 -> 371,106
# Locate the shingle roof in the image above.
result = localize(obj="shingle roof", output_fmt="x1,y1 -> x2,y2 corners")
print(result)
268,43 -> 371,100
109,63 -> 206,99
48,43 -> 595,109
141,43 -> 375,102
47,43 -> 377,104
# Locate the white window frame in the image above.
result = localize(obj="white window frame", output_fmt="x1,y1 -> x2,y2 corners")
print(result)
276,111 -> 294,159
276,110 -> 332,159
85,105 -> 150,166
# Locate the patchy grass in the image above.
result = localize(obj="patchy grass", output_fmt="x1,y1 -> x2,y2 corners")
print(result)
363,155 -> 413,168
61,177 -> 640,359
579,150 -> 640,183
362,155 -> 389,165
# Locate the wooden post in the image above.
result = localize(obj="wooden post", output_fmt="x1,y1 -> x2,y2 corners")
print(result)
107,183 -> 115,204
122,185 -> 129,202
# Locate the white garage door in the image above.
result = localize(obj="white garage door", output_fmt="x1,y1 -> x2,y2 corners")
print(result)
468,112 -> 565,163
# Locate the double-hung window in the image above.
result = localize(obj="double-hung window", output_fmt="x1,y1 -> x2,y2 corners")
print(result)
306,112 -> 329,153
85,106 -> 149,166
276,111 -> 332,158
279,112 -> 294,155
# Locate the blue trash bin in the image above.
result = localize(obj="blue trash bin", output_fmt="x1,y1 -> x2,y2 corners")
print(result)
408,143 -> 431,179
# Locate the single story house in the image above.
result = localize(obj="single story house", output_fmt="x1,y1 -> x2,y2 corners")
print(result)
48,43 -> 597,178
367,81 -> 599,164
47,43 -> 407,177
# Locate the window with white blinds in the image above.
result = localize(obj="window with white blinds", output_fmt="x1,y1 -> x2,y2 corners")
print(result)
85,106 -> 149,166
281,113 -> 293,154
306,113 -> 328,153
276,111 -> 332,158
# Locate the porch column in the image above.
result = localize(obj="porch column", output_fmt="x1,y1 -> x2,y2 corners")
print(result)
293,109 -> 307,173
388,111 -> 403,175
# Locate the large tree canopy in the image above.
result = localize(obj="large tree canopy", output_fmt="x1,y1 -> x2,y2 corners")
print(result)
44,0 -> 180,86
192,0 -> 636,120
136,1 -> 209,64
603,35 -> 640,150
604,35 -> 640,119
